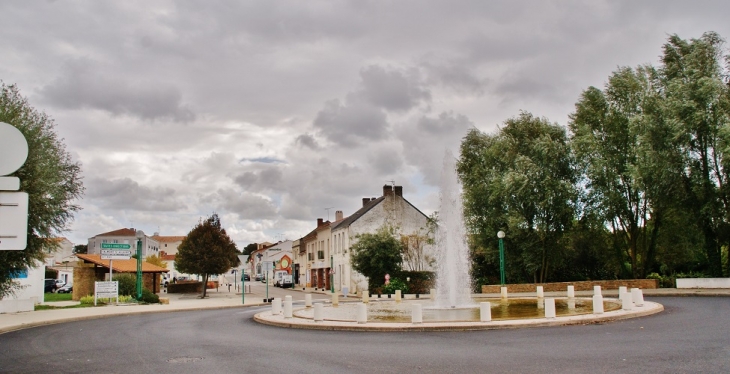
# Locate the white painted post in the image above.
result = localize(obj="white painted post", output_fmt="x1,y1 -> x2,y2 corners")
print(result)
272,298 -> 282,315
283,300 -> 293,319
594,285 -> 602,296
285,295 -> 292,303
357,303 -> 367,324
618,286 -> 627,299
500,286 -> 508,299
411,304 -> 422,324
331,293 -> 339,306
362,290 -> 369,304
537,298 -> 545,309
395,290 -> 402,302
593,294 -> 604,314
480,301 -> 492,322
536,286 -> 544,298
430,288 -> 436,300
567,285 -> 575,299
631,288 -> 644,307
544,298 -> 556,319
305,293 -> 312,308
622,295 -> 633,310
313,303 -> 323,322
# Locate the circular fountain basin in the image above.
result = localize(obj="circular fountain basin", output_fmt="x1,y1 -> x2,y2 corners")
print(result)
254,297 -> 663,331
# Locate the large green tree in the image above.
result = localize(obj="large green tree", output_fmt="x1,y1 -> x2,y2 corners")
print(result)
176,213 -> 240,297
350,226 -> 403,293
0,83 -> 84,299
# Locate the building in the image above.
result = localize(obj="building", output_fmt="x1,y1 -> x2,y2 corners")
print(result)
302,218 -> 332,290
87,228 -> 160,259
151,234 -> 185,256
43,237 -> 76,267
251,240 -> 293,281
330,185 -> 432,294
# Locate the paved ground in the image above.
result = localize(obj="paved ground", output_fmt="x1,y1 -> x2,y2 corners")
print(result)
0,296 -> 728,373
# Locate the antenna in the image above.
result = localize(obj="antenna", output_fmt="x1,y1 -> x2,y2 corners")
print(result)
324,207 -> 335,221
386,180 -> 395,187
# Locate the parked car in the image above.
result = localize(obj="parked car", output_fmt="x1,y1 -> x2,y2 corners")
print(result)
56,283 -> 73,294
254,274 -> 262,281
243,274 -> 250,281
44,279 -> 57,293
55,279 -> 66,288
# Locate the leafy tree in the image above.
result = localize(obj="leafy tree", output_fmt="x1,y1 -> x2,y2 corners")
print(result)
113,274 -> 137,296
176,213 -> 240,297
242,243 -> 258,256
73,244 -> 88,254
350,226 -> 403,293
145,254 -> 167,269
0,83 -> 84,299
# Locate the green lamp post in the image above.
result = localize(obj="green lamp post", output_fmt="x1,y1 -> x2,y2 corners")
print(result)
497,230 -> 505,286
135,230 -> 144,300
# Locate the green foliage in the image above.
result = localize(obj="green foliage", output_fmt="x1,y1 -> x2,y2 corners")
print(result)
350,226 -> 403,293
0,83 -> 84,299
401,271 -> 435,294
382,278 -> 409,294
79,295 -> 135,305
113,274 -> 137,296
242,243 -> 258,255
176,213 -> 240,297
73,244 -> 88,254
139,288 -> 159,304
44,292 -> 72,302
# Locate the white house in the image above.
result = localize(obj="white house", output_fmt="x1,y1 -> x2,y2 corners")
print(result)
0,261 -> 45,313
43,237 -> 75,267
252,240 -> 293,281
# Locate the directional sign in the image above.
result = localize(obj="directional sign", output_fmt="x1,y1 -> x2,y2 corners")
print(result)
101,249 -> 132,260
0,192 -> 28,250
101,243 -> 131,249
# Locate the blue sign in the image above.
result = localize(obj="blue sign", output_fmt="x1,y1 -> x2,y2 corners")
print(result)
11,268 -> 28,279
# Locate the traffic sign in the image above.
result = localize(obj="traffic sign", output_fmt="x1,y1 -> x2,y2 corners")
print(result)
101,249 -> 132,260
101,243 -> 131,249
0,192 -> 28,250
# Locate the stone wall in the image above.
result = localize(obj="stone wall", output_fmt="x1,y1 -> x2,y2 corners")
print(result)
481,279 -> 659,294
72,264 -> 97,301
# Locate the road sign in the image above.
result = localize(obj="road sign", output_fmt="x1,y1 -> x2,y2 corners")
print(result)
0,192 -> 28,250
101,243 -> 131,249
94,281 -> 119,305
101,249 -> 132,260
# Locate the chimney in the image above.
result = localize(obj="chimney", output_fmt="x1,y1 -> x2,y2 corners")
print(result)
335,210 -> 343,221
394,186 -> 403,197
317,218 -> 324,227
383,184 -> 394,197
362,198 -> 370,207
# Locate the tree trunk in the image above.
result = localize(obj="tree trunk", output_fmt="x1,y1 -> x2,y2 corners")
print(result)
201,274 -> 209,298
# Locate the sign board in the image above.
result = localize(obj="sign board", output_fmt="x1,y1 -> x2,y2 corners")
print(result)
95,281 -> 119,299
0,192 -> 29,250
101,243 -> 131,249
101,249 -> 132,260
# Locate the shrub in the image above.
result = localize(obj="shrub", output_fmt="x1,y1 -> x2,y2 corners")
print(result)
139,288 -> 159,304
382,278 -> 409,294
113,274 -> 137,296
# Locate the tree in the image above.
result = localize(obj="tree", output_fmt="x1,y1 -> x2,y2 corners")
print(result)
73,244 -> 88,254
145,254 -> 167,269
0,83 -> 84,299
242,243 -> 258,256
175,213 -> 240,297
350,226 -> 403,293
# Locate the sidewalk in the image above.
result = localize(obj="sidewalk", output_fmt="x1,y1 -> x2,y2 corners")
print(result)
1,287 -> 728,334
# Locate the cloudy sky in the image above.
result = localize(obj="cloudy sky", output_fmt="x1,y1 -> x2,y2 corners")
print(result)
2,1 -> 728,248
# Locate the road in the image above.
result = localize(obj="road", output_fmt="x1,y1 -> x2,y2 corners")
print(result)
1,297 -> 728,373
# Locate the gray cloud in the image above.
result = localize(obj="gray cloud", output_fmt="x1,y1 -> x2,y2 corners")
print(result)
351,65 -> 431,112
313,99 -> 389,147
85,177 -> 185,212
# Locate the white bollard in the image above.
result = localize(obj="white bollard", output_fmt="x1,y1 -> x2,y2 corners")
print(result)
480,302 -> 492,322
537,298 -> 545,309
631,288 -> 644,307
593,294 -> 604,314
313,303 -> 323,322
305,294 -> 312,308
272,298 -> 282,315
501,286 -> 508,299
283,300 -> 293,319
362,291 -> 369,304
544,298 -> 556,319
536,286 -> 544,298
430,288 -> 436,300
618,286 -> 627,299
357,303 -> 367,324
331,293 -> 339,306
412,304 -> 422,324
395,290 -> 402,302
594,285 -> 602,296
567,285 -> 575,299
622,295 -> 634,310
285,295 -> 292,302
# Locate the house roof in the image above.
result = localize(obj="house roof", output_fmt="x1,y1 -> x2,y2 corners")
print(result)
331,196 -> 385,230
94,228 -> 137,237
152,235 -> 185,243
161,253 -> 176,261
76,254 -> 169,273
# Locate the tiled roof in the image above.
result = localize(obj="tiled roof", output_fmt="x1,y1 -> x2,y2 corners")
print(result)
76,254 -> 169,273
161,253 -> 176,261
152,235 -> 185,243
95,228 -> 137,237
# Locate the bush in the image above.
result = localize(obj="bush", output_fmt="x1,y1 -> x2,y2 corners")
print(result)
382,278 -> 409,295
139,288 -> 159,304
113,274 -> 137,296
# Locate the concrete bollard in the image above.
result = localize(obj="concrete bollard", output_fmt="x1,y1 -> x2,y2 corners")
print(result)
567,285 -> 575,299
357,303 -> 367,324
544,298 -> 556,319
631,288 -> 644,307
593,294 -> 604,314
283,300 -> 293,319
272,298 -> 282,315
536,286 -> 544,298
285,295 -> 292,302
313,303 -> 323,322
622,295 -> 634,310
362,291 -> 369,304
618,286 -> 627,299
411,304 -> 422,324
305,294 -> 312,308
430,288 -> 436,300
537,298 -> 545,309
480,302 -> 492,322
594,285 -> 602,296
501,286 -> 508,299
331,293 -> 339,306
395,290 -> 402,302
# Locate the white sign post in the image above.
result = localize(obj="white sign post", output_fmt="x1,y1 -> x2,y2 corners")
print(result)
94,281 -> 119,305
0,122 -> 30,251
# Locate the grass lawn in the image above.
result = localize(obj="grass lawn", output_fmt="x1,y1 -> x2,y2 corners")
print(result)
44,292 -> 72,302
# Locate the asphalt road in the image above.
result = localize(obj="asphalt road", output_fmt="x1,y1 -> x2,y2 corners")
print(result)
1,297 -> 728,373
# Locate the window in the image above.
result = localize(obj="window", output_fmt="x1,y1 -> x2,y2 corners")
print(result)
308,253 -> 313,261
317,250 -> 324,260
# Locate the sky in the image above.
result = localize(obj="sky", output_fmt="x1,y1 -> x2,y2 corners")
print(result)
1,1 -> 729,248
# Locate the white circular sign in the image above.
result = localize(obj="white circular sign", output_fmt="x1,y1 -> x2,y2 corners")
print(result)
0,122 -> 29,176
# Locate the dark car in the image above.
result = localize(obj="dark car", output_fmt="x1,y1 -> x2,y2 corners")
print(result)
44,279 -> 57,293
56,283 -> 73,293
243,274 -> 250,281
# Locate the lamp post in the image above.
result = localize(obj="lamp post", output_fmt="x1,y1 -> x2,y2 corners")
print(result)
497,231 -> 506,286
330,255 -> 334,293
135,230 -> 144,300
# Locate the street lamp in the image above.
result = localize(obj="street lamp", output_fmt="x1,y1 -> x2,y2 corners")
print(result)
497,231 -> 505,286
135,230 -> 144,300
